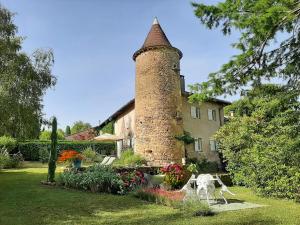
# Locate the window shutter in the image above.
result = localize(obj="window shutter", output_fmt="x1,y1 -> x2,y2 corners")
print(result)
194,139 -> 199,151
212,110 -> 216,121
208,109 -> 213,120
209,140 -> 216,151
198,138 -> 202,151
196,107 -> 201,119
191,106 -> 197,118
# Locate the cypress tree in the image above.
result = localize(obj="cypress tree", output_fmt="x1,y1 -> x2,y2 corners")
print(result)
47,117 -> 57,182
65,125 -> 71,136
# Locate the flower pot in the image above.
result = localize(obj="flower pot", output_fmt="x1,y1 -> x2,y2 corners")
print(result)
73,159 -> 82,169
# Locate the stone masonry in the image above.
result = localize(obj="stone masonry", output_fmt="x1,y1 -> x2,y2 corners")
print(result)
133,18 -> 184,166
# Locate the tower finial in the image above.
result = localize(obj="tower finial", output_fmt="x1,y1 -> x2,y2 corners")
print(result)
153,17 -> 159,25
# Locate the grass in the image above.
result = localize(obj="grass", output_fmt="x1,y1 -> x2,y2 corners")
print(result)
0,162 -> 299,225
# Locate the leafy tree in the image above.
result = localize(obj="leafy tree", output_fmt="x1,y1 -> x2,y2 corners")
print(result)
39,129 -> 64,140
65,125 -> 71,136
47,117 -> 57,183
0,4 -> 56,139
71,121 -> 92,134
215,84 -> 300,199
190,0 -> 300,102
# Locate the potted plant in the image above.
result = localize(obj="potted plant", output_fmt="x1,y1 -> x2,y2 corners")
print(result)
58,150 -> 84,169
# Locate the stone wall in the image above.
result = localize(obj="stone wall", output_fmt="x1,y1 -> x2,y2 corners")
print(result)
134,47 -> 184,166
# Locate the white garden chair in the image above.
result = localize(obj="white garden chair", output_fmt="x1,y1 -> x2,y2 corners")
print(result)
104,156 -> 116,166
196,174 -> 216,205
215,174 -> 235,204
100,156 -> 110,165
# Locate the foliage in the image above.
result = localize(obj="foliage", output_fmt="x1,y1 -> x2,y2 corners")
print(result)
15,141 -> 115,161
190,0 -> 300,102
0,136 -> 17,152
113,149 -> 146,167
65,125 -> 71,136
71,121 -> 92,134
0,148 -> 10,169
186,163 -> 198,174
160,164 -> 186,190
59,164 -> 124,194
0,5 -> 56,139
215,85 -> 300,199
0,148 -> 23,169
134,188 -> 213,216
5,151 -> 24,168
39,129 -> 65,140
100,121 -> 115,134
58,150 -> 84,163
48,117 -> 57,182
119,170 -> 147,192
175,131 -> 195,145
82,147 -> 103,163
187,157 -> 220,173
38,147 -> 49,163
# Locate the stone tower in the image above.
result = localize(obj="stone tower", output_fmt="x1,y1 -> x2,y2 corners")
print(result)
133,18 -> 184,166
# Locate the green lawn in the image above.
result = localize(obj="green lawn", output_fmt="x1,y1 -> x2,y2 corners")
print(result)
0,163 -> 299,225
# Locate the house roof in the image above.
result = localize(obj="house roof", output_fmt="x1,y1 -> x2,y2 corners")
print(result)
133,18 -> 182,60
96,94 -> 231,130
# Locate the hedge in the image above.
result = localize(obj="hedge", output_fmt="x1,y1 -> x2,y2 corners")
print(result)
8,141 -> 115,161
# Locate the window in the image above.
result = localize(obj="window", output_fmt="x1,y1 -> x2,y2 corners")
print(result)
208,109 -> 217,121
209,139 -> 218,151
191,106 -> 200,119
194,138 -> 202,152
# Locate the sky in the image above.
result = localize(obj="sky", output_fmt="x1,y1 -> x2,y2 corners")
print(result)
1,0 -> 240,130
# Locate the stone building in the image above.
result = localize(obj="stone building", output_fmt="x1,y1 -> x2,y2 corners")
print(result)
98,18 -> 230,166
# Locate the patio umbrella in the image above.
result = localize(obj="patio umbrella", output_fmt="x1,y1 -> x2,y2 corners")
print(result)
94,133 -> 122,141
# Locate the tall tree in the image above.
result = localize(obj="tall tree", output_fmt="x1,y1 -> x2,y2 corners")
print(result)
71,121 -> 92,134
190,0 -> 300,102
65,125 -> 71,136
0,4 -> 56,139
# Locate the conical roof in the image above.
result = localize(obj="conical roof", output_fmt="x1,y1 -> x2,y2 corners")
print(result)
133,17 -> 182,60
142,17 -> 172,48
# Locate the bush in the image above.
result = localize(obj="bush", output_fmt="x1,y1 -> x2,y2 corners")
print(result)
5,152 -> 24,168
187,157 -> 220,173
216,85 -> 300,200
39,147 -> 49,163
0,136 -> 17,152
82,147 -> 96,162
0,148 -> 24,169
0,148 -> 10,169
14,141 -> 115,161
113,149 -> 146,167
59,164 -> 124,194
160,164 -> 187,190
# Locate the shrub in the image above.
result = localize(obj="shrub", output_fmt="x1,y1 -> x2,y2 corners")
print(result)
216,85 -> 300,200
39,147 -> 49,163
113,149 -> 146,167
6,151 -> 24,168
82,147 -> 98,163
187,157 -> 220,173
119,170 -> 147,192
59,164 -> 124,194
0,148 -> 10,169
160,164 -> 186,190
15,141 -> 115,161
0,136 -> 17,152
